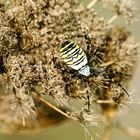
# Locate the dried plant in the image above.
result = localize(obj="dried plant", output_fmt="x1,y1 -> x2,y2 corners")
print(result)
0,0 -> 139,139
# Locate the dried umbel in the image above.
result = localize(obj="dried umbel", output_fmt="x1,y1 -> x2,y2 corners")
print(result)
0,76 -> 67,132
0,0 -> 139,139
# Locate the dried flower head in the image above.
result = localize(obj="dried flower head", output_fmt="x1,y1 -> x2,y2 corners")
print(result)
0,0 -> 139,139
0,85 -> 36,131
0,76 -> 67,132
99,0 -> 136,24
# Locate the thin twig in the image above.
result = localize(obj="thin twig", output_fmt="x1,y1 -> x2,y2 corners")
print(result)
127,99 -> 140,104
103,121 -> 113,140
95,100 -> 114,104
108,15 -> 118,24
116,122 -> 140,139
87,0 -> 98,9
32,92 -> 77,121
100,60 -> 116,67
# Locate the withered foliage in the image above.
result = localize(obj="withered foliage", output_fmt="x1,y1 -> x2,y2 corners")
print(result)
0,0 -> 139,139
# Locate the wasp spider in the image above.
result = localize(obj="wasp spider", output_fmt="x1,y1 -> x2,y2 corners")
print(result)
59,39 -> 129,98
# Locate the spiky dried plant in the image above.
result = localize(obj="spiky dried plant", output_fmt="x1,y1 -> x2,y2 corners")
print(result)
0,0 -> 139,139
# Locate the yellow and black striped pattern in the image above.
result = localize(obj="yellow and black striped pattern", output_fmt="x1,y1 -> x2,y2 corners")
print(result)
60,41 -> 88,71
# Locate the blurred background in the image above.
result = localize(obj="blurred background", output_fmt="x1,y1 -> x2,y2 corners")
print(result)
0,0 -> 140,140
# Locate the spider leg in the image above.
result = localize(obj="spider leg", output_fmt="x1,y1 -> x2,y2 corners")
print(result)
83,34 -> 103,64
81,76 -> 91,110
88,47 -> 102,63
118,83 -> 129,97
106,69 -> 131,77
52,52 -> 62,70
77,33 -> 103,64
104,69 -> 130,97
90,66 -> 130,96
